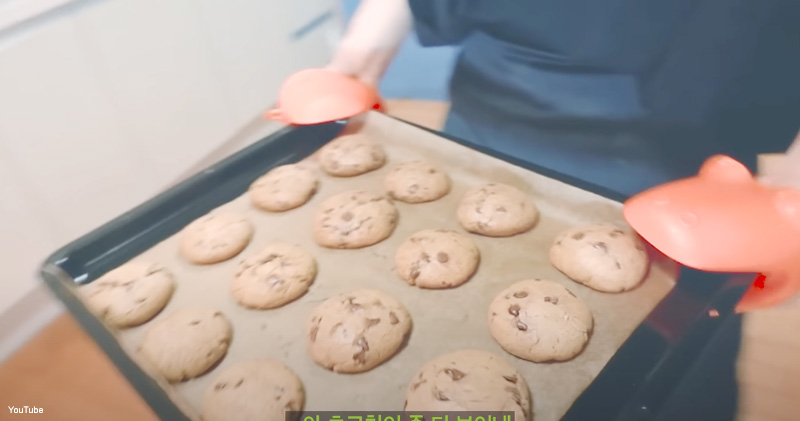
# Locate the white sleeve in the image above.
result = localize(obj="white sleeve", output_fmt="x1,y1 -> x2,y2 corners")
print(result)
327,0 -> 413,85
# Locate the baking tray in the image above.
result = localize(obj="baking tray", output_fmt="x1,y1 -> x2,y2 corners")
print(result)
39,113 -> 742,421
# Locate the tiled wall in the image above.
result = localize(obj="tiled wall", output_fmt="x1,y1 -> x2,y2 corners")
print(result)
0,0 -> 341,359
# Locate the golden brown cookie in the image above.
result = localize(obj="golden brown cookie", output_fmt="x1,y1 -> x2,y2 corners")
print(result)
179,212 -> 254,264
549,224 -> 650,293
139,308 -> 233,383
82,262 -> 175,328
232,243 -> 317,310
384,161 -> 451,203
249,164 -> 318,212
318,133 -> 386,177
312,191 -> 399,249
306,289 -> 412,373
457,183 -> 539,237
202,360 -> 304,421
488,279 -> 593,362
404,349 -> 531,420
394,229 -> 480,289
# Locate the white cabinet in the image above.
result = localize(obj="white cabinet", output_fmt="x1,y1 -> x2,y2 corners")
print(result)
0,0 -> 342,360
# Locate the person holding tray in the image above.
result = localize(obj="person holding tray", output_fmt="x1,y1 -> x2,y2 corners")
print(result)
327,0 -> 800,196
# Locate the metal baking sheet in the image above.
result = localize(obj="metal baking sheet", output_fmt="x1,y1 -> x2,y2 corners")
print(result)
68,112 -> 678,420
40,112 -> 736,421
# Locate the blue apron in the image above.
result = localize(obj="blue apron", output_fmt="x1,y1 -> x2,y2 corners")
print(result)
408,0 -> 800,196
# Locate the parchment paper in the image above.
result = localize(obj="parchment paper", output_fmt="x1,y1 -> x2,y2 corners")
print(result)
78,112 -> 677,421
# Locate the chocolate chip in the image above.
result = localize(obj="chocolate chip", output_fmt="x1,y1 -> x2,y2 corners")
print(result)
516,321 -> 528,331
353,350 -> 368,365
354,335 -> 369,351
513,291 -> 528,298
443,368 -> 466,380
352,336 -> 369,364
593,242 -> 608,252
309,326 -> 319,342
389,312 -> 400,325
428,169 -> 436,174
555,240 -> 562,246
234,379 -> 244,388
213,312 -> 224,318
544,296 -> 559,304
572,232 -> 585,240
189,320 -> 201,325
496,206 -> 507,212
508,304 -> 520,317
615,261 -> 622,269
341,211 -> 354,221
366,318 -> 381,328
214,382 -> 227,391
434,390 -> 449,401
507,386 -> 523,405
260,254 -> 278,264
346,297 -> 363,312
503,375 -> 518,384
437,252 -> 449,263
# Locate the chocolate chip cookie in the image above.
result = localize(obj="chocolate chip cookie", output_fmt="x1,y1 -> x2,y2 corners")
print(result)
488,279 -> 593,362
232,243 -> 317,309
202,360 -> 305,421
457,183 -> 539,237
549,224 -> 650,293
394,229 -> 480,289
318,133 -> 386,177
179,212 -> 254,264
383,161 -> 451,203
312,190 -> 399,249
249,164 -> 318,212
306,289 -> 412,373
82,262 -> 175,328
404,349 -> 531,421
139,308 -> 233,382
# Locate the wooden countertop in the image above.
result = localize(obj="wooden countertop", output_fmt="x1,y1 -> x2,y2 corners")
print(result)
1,100 -> 796,420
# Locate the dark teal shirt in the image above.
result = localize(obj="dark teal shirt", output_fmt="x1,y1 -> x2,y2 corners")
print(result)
408,0 -> 800,162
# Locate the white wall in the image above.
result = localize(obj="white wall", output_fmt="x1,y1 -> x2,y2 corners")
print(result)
0,0 -> 343,361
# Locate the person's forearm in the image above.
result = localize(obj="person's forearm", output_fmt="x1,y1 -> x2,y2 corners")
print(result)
329,0 -> 413,85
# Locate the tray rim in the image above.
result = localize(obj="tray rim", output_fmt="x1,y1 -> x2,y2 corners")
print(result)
38,115 -> 743,421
